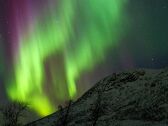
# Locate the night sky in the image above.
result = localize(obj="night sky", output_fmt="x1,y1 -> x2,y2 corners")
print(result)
0,0 -> 168,116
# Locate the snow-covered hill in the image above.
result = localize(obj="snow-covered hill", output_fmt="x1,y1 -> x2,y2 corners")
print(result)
26,68 -> 168,126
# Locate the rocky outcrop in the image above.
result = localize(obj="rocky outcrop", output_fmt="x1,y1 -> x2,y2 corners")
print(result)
26,68 -> 168,126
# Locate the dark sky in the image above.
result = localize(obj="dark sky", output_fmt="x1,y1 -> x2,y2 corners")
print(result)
0,0 -> 168,115
126,0 -> 168,68
0,0 -> 7,103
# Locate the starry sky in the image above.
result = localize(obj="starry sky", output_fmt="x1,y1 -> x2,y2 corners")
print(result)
0,0 -> 168,116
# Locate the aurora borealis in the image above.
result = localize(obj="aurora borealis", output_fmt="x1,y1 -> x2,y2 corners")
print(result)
3,0 -> 128,116
0,0 -> 168,117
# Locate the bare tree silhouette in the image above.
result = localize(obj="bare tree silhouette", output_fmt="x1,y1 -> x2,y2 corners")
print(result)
54,100 -> 72,126
91,73 -> 117,126
0,101 -> 28,126
91,90 -> 102,126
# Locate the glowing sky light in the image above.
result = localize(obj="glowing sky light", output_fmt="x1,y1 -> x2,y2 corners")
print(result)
7,0 -> 128,116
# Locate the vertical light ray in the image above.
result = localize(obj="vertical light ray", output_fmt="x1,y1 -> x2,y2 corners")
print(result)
7,0 -> 128,116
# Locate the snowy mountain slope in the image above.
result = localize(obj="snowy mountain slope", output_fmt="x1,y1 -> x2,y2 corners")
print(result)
26,68 -> 168,126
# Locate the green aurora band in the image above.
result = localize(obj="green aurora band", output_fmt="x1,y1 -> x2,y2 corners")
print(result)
7,0 -> 128,116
